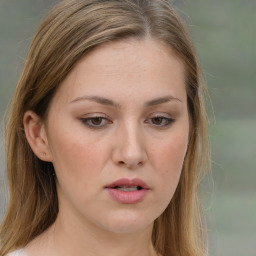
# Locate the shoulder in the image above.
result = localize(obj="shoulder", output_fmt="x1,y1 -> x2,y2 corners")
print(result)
6,249 -> 26,256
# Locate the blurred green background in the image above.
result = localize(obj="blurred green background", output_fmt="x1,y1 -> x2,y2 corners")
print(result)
0,0 -> 255,255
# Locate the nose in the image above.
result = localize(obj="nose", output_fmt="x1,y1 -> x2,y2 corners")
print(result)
112,122 -> 147,169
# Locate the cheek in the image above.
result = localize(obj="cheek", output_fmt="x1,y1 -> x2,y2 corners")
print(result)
154,138 -> 187,174
150,132 -> 188,196
49,129 -> 110,186
146,135 -> 188,217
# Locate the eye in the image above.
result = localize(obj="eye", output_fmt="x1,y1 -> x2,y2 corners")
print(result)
80,116 -> 112,129
146,115 -> 174,128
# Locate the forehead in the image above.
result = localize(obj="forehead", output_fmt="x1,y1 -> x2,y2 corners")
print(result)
52,38 -> 186,105
77,38 -> 185,79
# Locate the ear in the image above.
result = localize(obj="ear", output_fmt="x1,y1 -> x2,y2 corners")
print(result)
23,110 -> 53,162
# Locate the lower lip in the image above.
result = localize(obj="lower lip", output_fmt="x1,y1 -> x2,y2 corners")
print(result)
106,188 -> 149,204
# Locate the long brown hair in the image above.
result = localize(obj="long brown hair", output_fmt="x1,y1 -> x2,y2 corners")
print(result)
0,0 -> 210,255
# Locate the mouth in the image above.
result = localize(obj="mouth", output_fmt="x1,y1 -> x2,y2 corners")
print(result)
105,178 -> 150,190
112,186 -> 144,192
105,178 -> 150,204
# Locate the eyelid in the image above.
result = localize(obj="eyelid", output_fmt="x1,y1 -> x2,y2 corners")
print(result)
147,112 -> 174,119
81,112 -> 109,118
145,112 -> 175,128
80,113 -> 112,129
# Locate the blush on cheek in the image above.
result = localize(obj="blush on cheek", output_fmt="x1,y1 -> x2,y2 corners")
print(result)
156,140 -> 187,175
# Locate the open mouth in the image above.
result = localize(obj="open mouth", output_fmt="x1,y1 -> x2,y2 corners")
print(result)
113,186 -> 143,192
106,178 -> 149,190
105,178 -> 150,204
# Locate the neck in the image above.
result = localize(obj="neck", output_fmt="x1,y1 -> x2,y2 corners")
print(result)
29,211 -> 158,256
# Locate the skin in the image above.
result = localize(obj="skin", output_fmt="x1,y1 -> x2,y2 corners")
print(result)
24,38 -> 189,256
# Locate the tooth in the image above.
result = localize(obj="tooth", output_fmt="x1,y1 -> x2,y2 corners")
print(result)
116,186 -> 138,192
120,186 -> 137,188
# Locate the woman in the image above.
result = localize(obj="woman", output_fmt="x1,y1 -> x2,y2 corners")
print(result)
0,0 -> 210,255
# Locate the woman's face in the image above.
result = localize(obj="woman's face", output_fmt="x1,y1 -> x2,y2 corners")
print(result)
42,39 -> 189,234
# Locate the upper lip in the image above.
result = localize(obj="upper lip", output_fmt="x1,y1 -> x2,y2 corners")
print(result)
105,178 -> 150,189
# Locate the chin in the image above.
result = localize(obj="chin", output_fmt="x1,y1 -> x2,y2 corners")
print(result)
97,209 -> 156,234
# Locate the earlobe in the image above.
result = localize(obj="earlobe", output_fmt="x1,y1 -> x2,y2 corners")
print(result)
23,110 -> 52,162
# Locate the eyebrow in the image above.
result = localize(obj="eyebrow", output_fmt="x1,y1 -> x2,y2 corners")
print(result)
70,95 -> 181,107
70,96 -> 120,107
145,95 -> 181,106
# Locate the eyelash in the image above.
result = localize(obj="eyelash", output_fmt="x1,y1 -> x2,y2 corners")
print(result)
145,116 -> 175,128
80,115 -> 175,129
80,116 -> 112,129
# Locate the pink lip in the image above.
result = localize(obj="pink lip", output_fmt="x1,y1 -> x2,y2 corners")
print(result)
105,178 -> 150,204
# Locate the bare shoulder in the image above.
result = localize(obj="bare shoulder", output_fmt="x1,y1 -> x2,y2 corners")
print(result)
6,249 -> 26,256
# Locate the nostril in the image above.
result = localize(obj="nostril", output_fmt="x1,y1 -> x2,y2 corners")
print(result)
117,160 -> 144,169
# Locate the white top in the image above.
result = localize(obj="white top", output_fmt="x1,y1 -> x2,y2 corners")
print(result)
6,249 -> 26,256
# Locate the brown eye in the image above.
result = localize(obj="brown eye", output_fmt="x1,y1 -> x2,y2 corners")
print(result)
91,117 -> 104,125
81,116 -> 111,129
151,117 -> 164,125
147,116 -> 174,128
